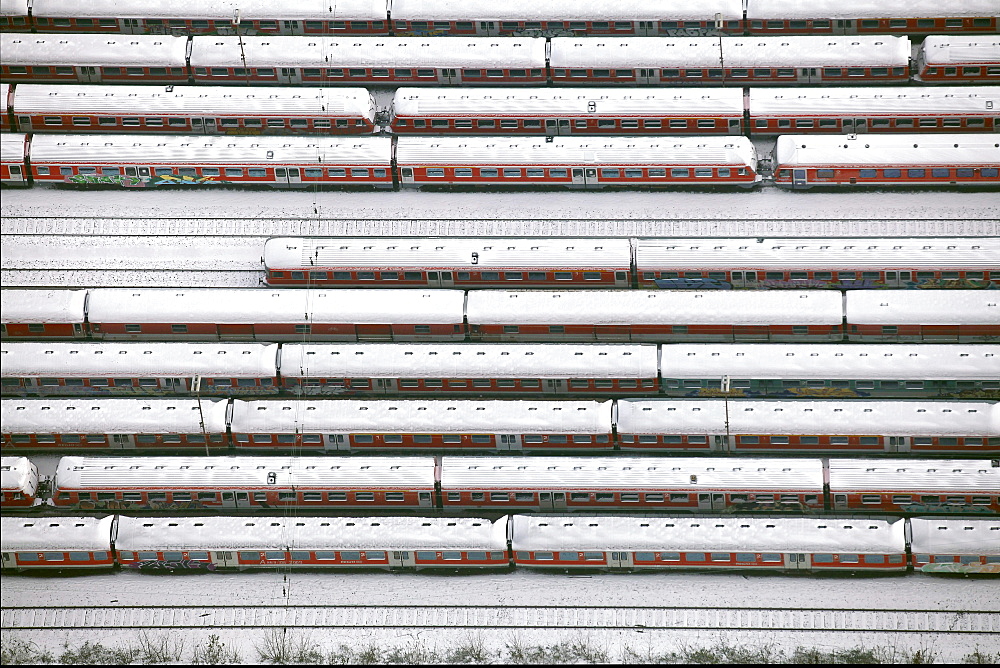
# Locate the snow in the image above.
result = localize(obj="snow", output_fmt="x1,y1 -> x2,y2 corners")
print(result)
0,456 -> 37,495
2,398 -> 230,434
390,0 -> 744,22
1,34 -> 189,68
748,86 -> 1000,116
908,517 -> 1000,556
772,134 -> 1000,167
746,0 -> 998,20
0,516 -> 114,552
921,36 -> 1000,65
846,290 -> 1000,324
827,459 -> 999,493
28,0 -> 387,21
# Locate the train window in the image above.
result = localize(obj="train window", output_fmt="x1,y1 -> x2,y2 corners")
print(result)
794,119 -> 814,128
932,168 -> 951,178
503,168 -> 522,178
870,67 -> 889,77
982,169 -> 998,178
871,119 -> 890,127
671,168 -> 690,178
846,68 -> 865,77
694,168 -> 713,178
956,168 -> 975,178
354,493 -> 375,502
347,69 -> 366,77
739,435 -> 759,444
300,168 -> 322,178
881,169 -> 901,178
525,169 -> 544,178
416,69 -> 436,78
858,170 -> 877,178
489,492 -> 510,502
769,436 -> 789,445
907,169 -> 925,178
594,69 -> 612,78
442,433 -> 460,442
963,67 -> 982,77
430,119 -> 449,128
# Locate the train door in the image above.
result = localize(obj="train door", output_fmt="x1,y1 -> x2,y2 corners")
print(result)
281,20 -> 300,35
712,435 -> 731,453
110,434 -> 135,449
325,434 -> 350,451
478,22 -> 497,36
221,491 -> 252,508
278,67 -> 299,84
498,434 -> 521,451
274,167 -> 302,186
783,553 -> 811,570
123,166 -> 152,185
442,68 -> 458,84
698,493 -> 726,510
425,271 -> 454,288
638,68 -> 656,84
78,66 -> 100,83
571,168 -> 597,186
610,551 -> 633,570
417,491 -> 434,508
887,436 -> 909,453
391,551 -> 414,568
843,118 -> 867,133
544,119 -> 572,135
373,378 -> 395,394
538,492 -> 567,511
190,118 -> 218,134
833,493 -> 849,511
213,551 -> 237,568
544,379 -> 567,394
399,167 -> 416,184
792,169 -> 808,188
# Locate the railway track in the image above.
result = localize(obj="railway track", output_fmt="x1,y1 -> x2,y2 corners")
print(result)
3,604 -> 997,634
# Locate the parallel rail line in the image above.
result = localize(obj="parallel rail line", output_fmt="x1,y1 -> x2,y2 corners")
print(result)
2,605 -> 997,633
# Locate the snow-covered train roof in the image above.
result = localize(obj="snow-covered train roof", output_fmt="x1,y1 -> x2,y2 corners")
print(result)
0,516 -> 114,552
84,289 -> 465,325
28,135 -> 392,166
634,237 -> 1000,270
0,132 -> 26,162
27,0 -> 387,20
0,456 -> 36,495
395,136 -> 757,167
1,342 -> 279,378
114,515 -> 508,552
549,36 -> 910,69
846,290 -> 1000,325
391,0 -> 743,21
189,37 -> 546,69
12,85 -> 376,119
0,289 -> 86,324
773,134 -> 1000,168
439,456 -> 825,490
1,34 -> 189,68
0,0 -> 28,18
511,515 -> 906,553
465,290 -> 843,325
827,459 -> 999,493
616,399 -> 999,436
54,456 -> 437,490
230,399 -> 612,434
750,87 -> 999,117
264,237 -> 632,270
657,344 -> 999,381
2,399 -> 230,435
908,518 -> 1000,556
392,87 -> 745,117
921,36 -> 1000,66
280,343 -> 658,379
745,0 -> 998,20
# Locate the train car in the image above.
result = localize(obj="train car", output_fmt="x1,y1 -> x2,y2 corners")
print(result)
772,134 -> 1000,189
465,290 -> 844,343
389,1 -> 745,37
7,84 -> 378,135
0,342 -> 280,396
228,399 -> 613,452
50,455 -> 438,511
511,515 -> 908,573
0,131 -> 27,185
845,290 -> 1000,343
0,456 -> 40,508
113,515 -> 510,571
264,237 -> 633,287
908,517 -> 1000,575
24,134 -> 394,188
657,344 -> 1000,399
0,516 -> 116,572
614,399 -> 999,455
188,36 -> 547,86
439,456 -> 826,512
828,459 -> 999,515
548,35 -> 911,86
915,37 -> 1000,85
748,87 -> 1000,135
634,237 -> 1000,289
13,0 -> 390,36
395,136 -> 760,188
744,1 -> 998,36
1,398 -> 230,451
0,289 -> 87,339
389,87 -> 745,136
280,343 -> 660,396
83,288 -> 466,342
0,34 -> 190,84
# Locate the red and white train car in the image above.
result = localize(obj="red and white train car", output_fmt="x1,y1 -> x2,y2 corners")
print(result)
389,87 -> 745,135
188,37 -> 547,86
634,237 -> 1000,289
264,237 -> 633,287
0,456 -> 40,508
0,34 -> 190,84
280,343 -> 660,396
0,516 -> 116,572
439,456 -> 826,512
83,288 -> 466,342
0,342 -> 280,396
228,399 -> 613,452
25,134 -> 394,188
748,87 -> 1000,135
2,398 -> 230,451
0,288 -> 87,339
465,290 -> 844,342
614,399 -> 999,455
511,515 -> 908,573
395,136 -> 760,188
772,134 -> 1000,188
845,290 -> 1000,343
744,1 -> 998,36
51,455 -> 439,510
828,459 -> 999,515
114,515 -> 510,571
548,35 -> 910,86
0,131 -> 27,184
908,517 -> 1000,575
7,84 -> 378,135
915,37 -> 1000,85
